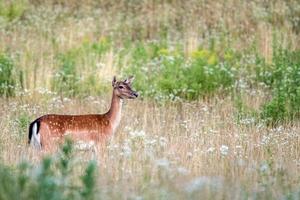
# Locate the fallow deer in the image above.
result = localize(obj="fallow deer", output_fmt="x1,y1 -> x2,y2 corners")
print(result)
28,76 -> 138,150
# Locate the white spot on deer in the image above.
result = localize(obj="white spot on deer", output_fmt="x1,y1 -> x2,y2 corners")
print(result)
75,141 -> 95,150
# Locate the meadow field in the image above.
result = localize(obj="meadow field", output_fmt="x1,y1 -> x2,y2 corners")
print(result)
0,0 -> 300,199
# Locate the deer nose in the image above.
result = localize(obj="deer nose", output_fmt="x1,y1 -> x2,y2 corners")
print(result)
133,92 -> 138,97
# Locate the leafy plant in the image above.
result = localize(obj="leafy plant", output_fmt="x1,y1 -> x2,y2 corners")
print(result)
15,112 -> 31,136
0,0 -> 28,22
0,53 -> 15,97
81,161 -> 97,200
52,39 -> 112,97
259,48 -> 300,125
52,51 -> 80,97
0,140 -> 98,200
125,43 -> 235,100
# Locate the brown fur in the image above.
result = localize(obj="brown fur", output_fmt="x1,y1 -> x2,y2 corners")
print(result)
29,76 -> 138,151
38,114 -> 111,150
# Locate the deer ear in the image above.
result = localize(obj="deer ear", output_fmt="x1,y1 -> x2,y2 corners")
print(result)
124,76 -> 135,85
112,76 -> 117,87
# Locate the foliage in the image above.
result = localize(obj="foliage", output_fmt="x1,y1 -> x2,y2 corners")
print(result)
1,1 -> 300,199
0,53 -> 15,97
15,112 -> 31,136
0,0 -> 28,22
258,48 -> 300,125
0,140 -> 98,200
52,39 -> 112,97
81,161 -> 97,200
125,42 -> 235,100
233,92 -> 259,126
52,50 -> 79,97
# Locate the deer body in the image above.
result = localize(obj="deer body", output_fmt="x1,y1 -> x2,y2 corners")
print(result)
28,76 -> 137,150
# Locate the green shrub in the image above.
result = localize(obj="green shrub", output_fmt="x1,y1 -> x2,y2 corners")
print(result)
234,93 -> 259,126
53,51 -> 80,97
52,39 -> 112,97
0,53 -> 15,97
15,112 -> 31,137
90,37 -> 111,55
125,43 -> 235,100
0,140 -> 98,200
0,0 -> 28,22
81,161 -> 97,200
258,48 -> 300,125
0,164 -> 20,200
261,94 -> 286,125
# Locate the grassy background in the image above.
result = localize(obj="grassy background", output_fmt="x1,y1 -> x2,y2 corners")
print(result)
0,0 -> 300,199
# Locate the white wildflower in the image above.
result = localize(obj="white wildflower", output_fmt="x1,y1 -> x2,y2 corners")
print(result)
63,97 -> 71,102
260,163 -> 269,172
184,176 -> 223,193
206,147 -> 215,153
261,135 -> 270,145
96,62 -> 105,68
220,145 -> 229,156
145,139 -> 157,146
155,158 -> 170,168
177,167 -> 190,175
75,141 -> 95,151
121,143 -> 132,157
129,130 -> 146,139
107,143 -> 119,150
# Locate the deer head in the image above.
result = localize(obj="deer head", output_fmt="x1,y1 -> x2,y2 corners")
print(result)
112,76 -> 138,99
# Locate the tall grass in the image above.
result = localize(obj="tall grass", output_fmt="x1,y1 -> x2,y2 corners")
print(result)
0,139 -> 97,200
125,44 -> 235,100
0,0 -> 300,199
0,0 -> 299,93
0,95 -> 299,199
0,53 -> 15,97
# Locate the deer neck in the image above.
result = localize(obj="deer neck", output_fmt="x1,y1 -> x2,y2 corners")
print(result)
107,90 -> 123,134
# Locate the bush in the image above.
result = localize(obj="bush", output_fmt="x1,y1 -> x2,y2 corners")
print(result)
0,0 -> 28,22
52,39 -> 112,97
15,112 -> 31,137
258,48 -> 300,125
0,140 -> 98,200
0,53 -> 15,97
125,43 -> 235,100
53,51 -> 80,97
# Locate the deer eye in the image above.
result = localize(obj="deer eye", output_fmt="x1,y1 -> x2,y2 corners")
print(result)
118,86 -> 124,89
